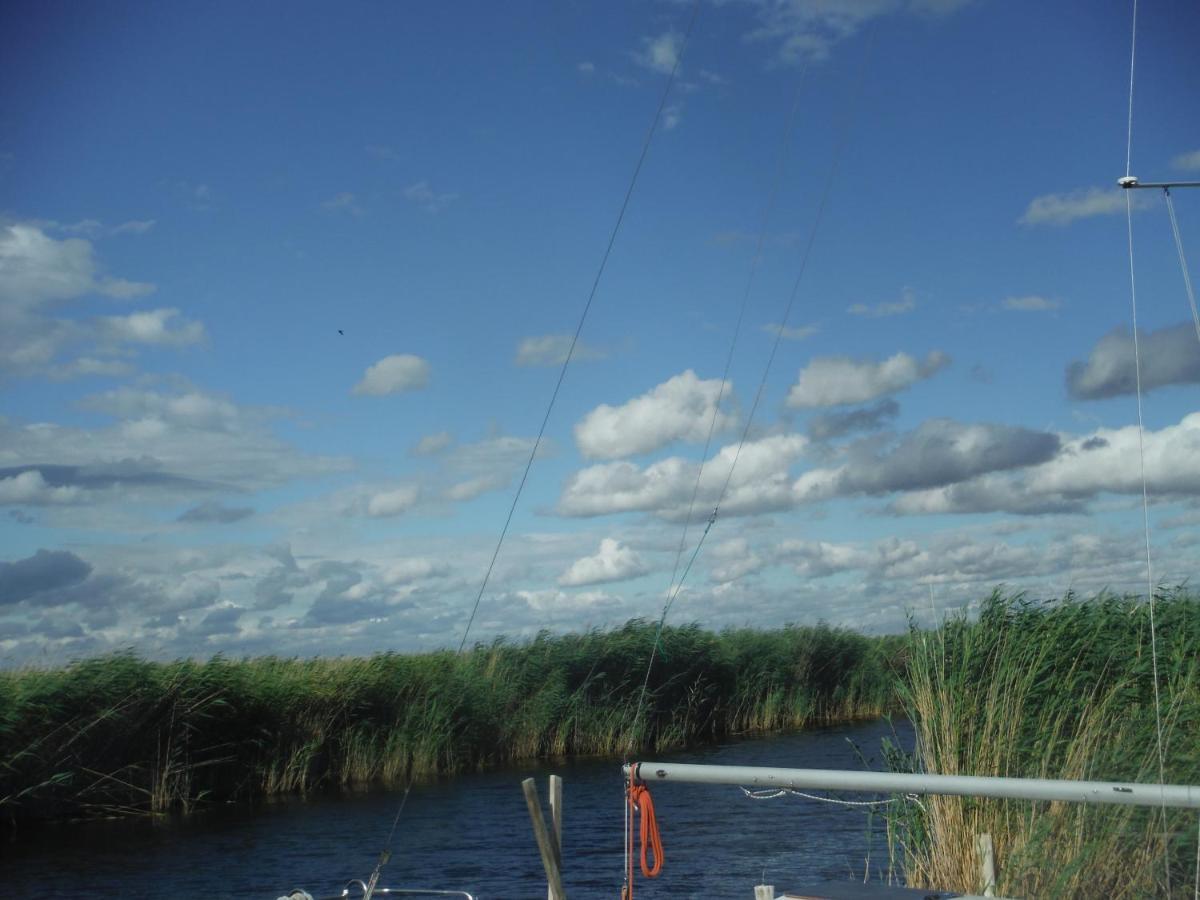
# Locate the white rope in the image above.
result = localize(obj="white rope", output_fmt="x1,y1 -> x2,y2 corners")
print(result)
1126,179 -> 1172,899
1163,189 -> 1200,344
1122,3 -> 1170,889
1163,185 -> 1200,900
740,786 -> 926,814
1125,0 -> 1138,177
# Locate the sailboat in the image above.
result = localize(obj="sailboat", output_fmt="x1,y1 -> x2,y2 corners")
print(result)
269,3 -> 1200,899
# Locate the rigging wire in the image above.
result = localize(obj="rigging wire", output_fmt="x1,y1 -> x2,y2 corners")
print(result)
628,64 -> 813,759
1163,188 -> 1200,344
1162,183 -> 1200,900
662,60 -> 812,652
1125,0 -> 1138,178
455,0 -> 702,656
626,26 -> 879,756
362,4 -> 702,894
1122,54 -> 1172,899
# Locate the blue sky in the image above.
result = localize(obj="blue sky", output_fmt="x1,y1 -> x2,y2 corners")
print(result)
2,0 -> 1199,664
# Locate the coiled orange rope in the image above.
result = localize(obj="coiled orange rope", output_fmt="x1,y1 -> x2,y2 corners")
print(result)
627,778 -> 663,884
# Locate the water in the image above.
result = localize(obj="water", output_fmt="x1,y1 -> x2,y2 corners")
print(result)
0,719 -> 912,899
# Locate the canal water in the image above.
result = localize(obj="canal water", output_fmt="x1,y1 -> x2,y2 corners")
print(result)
1,718 -> 913,899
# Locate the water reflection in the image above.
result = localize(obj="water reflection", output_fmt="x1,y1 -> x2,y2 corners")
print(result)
1,718 -> 911,899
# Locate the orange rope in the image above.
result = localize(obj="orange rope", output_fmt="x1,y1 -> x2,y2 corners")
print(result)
628,780 -> 664,879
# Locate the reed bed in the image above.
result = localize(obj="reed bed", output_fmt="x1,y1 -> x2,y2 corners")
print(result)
0,619 -> 894,831
887,588 -> 1200,899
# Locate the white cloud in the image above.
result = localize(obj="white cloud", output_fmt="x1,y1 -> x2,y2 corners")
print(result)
46,357 -> 135,381
404,180 -> 458,213
558,433 -> 807,519
1018,187 -> 1147,226
662,104 -> 683,130
2,387 -> 349,497
742,0 -> 969,65
786,350 -> 949,408
411,431 -> 454,456
0,222 -> 163,378
1,223 -> 103,308
1002,295 -> 1060,312
517,588 -> 622,613
763,323 -> 818,340
97,277 -> 156,299
445,475 -> 509,501
1172,149 -> 1200,171
99,308 -> 206,346
888,414 -> 1200,515
515,334 -> 606,367
366,485 -> 420,517
382,558 -> 449,585
574,370 -> 736,459
577,61 -> 596,75
352,354 -> 430,396
847,289 -> 916,318
558,538 -> 650,587
635,31 -> 682,74
0,470 -> 85,506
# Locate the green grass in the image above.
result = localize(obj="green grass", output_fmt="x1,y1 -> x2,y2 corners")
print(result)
7,588 -> 1196,899
0,619 -> 896,831
885,588 -> 1200,899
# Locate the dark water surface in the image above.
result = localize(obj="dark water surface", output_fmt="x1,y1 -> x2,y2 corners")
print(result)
1,718 -> 912,899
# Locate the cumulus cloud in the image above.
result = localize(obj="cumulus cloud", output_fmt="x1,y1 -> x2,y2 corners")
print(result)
558,434 -> 807,519
353,354 -> 430,395
382,558 -> 450,585
1066,323 -> 1200,399
1019,187 -> 1148,226
98,308 -> 205,346
0,469 -> 86,505
0,549 -> 92,606
888,414 -> 1200,515
796,420 -> 1060,503
366,485 -> 420,517
0,221 -> 168,378
807,399 -> 899,441
786,351 -> 949,408
574,370 -> 736,459
515,334 -> 606,367
411,431 -> 454,456
847,289 -> 916,318
743,1 -> 971,65
3,387 -> 348,496
516,588 -> 622,613
445,475 -> 509,502
559,538 -> 650,587
635,31 -> 682,74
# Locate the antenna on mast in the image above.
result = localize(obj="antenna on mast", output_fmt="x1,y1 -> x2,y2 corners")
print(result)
1118,175 -> 1200,189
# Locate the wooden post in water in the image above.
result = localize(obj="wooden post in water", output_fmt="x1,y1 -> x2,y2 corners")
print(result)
523,776 -> 567,900
976,832 -> 996,897
548,775 -> 563,900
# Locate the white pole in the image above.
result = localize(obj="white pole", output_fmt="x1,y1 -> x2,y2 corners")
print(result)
548,775 -> 562,900
976,833 -> 996,897
624,762 -> 1200,809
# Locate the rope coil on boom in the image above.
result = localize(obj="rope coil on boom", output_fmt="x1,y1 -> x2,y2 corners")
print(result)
622,769 -> 664,898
